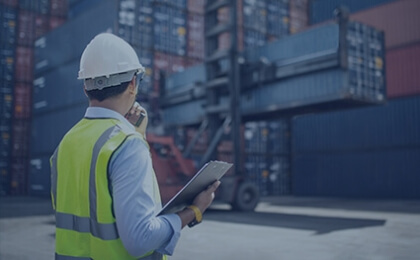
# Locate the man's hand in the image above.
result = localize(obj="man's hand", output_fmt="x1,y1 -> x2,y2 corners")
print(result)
176,180 -> 221,228
125,102 -> 148,137
192,180 -> 221,213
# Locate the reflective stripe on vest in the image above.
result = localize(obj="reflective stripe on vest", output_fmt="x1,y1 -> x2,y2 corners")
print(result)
55,251 -> 163,260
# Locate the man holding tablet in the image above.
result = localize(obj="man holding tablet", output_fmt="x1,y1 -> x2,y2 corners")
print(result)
51,33 -> 221,260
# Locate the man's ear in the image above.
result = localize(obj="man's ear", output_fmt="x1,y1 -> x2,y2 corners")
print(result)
128,77 -> 137,95
83,87 -> 88,97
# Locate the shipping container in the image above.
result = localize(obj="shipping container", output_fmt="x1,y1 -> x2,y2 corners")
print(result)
48,16 -> 66,30
187,12 -> 204,59
134,47 -> 154,95
164,63 -> 205,97
135,0 -> 153,48
267,0 -> 290,37
153,51 -> 186,93
35,14 -> 49,38
289,0 -> 308,34
293,148 -> 420,199
244,154 -> 290,196
293,96 -> 420,153
17,10 -> 35,46
244,120 -> 290,154
28,155 -> 50,195
386,44 -> 420,99
0,0 -> 17,7
15,91 -> 31,122
9,156 -> 28,195
156,0 -> 187,9
164,21 -> 386,126
31,103 -> 87,155
187,0 -> 205,14
350,0 -> 420,50
68,0 -> 102,18
14,46 -> 33,82
0,90 -> 13,120
0,5 -> 17,45
11,119 -> 31,157
50,0 -> 68,17
32,60 -> 85,115
0,46 -> 15,82
19,0 -> 49,14
34,0 -> 116,76
0,158 -> 10,195
153,4 -> 187,56
310,0 -> 397,25
13,83 -> 31,118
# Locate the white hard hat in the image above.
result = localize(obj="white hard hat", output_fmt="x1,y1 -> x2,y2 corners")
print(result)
78,33 -> 145,90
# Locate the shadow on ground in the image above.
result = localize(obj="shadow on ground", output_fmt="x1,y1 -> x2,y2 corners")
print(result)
0,196 -> 53,218
261,196 -> 420,214
205,209 -> 386,235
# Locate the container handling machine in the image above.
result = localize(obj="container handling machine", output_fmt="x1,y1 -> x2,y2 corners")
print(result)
150,3 -> 386,211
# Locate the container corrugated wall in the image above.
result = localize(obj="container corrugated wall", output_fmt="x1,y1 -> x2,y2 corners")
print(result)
292,96 -> 420,198
386,44 -> 420,98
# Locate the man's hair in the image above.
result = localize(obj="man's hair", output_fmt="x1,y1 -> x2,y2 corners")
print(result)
85,81 -> 131,102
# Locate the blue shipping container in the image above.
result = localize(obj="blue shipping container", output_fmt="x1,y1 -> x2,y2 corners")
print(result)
32,60 -> 86,115
293,96 -> 420,152
31,103 -> 87,155
292,96 -> 420,199
0,46 -> 15,83
293,149 -> 420,199
0,5 -> 17,45
19,0 -> 49,14
266,0 -> 289,37
28,155 -> 50,196
153,4 -> 186,56
310,0 -> 398,25
34,0 -> 116,76
165,63 -> 205,96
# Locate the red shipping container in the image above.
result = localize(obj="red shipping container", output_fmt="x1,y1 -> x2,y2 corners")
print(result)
10,157 -> 28,195
187,13 -> 205,59
0,0 -> 18,7
290,1 -> 308,34
187,0 -> 205,14
13,83 -> 32,119
386,43 -> 420,99
49,16 -> 66,30
153,52 -> 186,95
50,0 -> 68,17
17,10 -> 35,46
350,0 -> 420,49
14,47 -> 33,82
35,14 -> 49,38
11,119 -> 31,158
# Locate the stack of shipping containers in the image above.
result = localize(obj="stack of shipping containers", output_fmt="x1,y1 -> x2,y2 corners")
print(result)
292,0 -> 420,198
30,0 -> 116,195
164,0 -> 309,196
0,0 -> 67,195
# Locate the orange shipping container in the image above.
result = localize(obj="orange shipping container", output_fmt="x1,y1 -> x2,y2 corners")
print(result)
386,43 -> 420,98
350,0 -> 420,49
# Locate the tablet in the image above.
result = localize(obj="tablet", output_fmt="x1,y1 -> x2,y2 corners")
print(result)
157,160 -> 233,215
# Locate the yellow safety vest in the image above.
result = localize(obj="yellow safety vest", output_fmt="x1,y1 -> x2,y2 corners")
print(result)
51,118 -> 166,260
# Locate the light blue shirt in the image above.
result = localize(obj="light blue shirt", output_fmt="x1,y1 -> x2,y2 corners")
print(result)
85,107 -> 181,257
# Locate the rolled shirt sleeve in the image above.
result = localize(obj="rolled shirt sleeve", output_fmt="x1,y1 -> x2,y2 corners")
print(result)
109,136 -> 181,257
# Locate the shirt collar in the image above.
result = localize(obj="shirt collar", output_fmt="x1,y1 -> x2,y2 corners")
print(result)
84,107 -> 135,131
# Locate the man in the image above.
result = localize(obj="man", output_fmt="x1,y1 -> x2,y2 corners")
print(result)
51,33 -> 220,259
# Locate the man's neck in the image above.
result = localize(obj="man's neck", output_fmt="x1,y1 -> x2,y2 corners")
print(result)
89,99 -> 127,116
